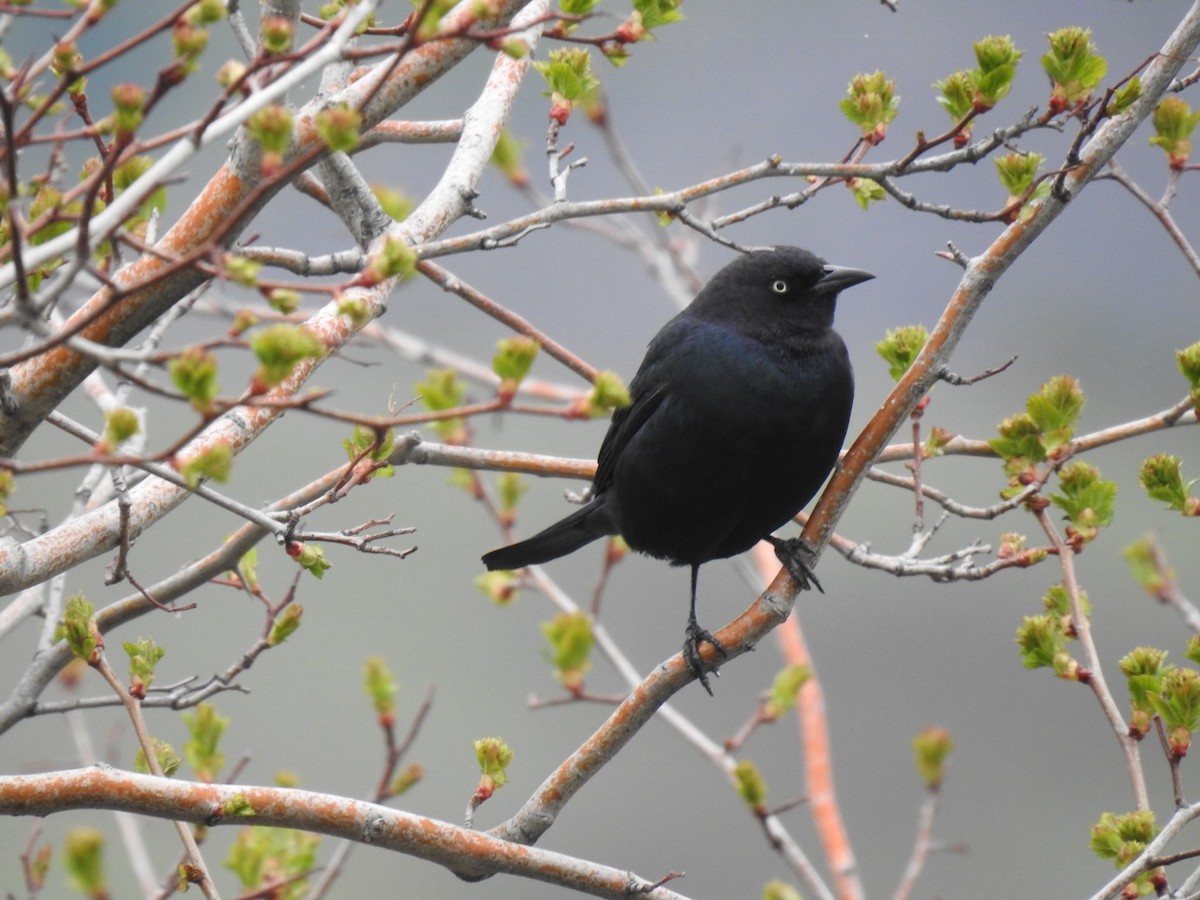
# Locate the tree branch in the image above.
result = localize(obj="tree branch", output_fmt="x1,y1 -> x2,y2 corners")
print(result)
0,767 -> 695,900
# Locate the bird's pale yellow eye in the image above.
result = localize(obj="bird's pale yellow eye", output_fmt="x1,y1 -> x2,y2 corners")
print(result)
771,280 -> 789,294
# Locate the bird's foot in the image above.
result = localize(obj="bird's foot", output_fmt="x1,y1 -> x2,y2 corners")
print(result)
683,616 -> 727,696
767,536 -> 824,594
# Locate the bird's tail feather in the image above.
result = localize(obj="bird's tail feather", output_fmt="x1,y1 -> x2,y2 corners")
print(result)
482,503 -> 613,570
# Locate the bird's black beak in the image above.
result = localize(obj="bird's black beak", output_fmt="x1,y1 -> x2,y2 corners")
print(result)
817,265 -> 875,294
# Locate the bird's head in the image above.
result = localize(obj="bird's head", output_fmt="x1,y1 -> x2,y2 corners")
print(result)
689,245 -> 874,334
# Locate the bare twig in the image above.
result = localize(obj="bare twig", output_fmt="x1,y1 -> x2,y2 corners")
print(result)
92,656 -> 218,898
1100,159 -> 1200,277
1032,506 -> 1149,811
892,791 -> 940,900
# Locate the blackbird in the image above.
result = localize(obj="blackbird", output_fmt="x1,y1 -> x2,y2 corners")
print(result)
482,246 -> 873,692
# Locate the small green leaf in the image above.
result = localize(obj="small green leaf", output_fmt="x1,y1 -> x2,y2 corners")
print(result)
372,184 -> 413,222
1015,614 -> 1080,680
925,426 -> 954,457
221,793 -> 256,817
632,0 -> 683,31
343,425 -> 395,476
182,702 -> 228,782
268,604 -> 302,646
733,759 -> 768,811
1139,453 -> 1198,514
57,594 -> 102,664
1050,460 -> 1116,544
764,664 -> 810,720
839,70 -> 899,144
249,323 -> 324,392
540,611 -> 594,691
178,442 -> 233,489
1109,77 -> 1141,116
390,763 -> 423,796
969,35 -> 1023,110
1026,375 -> 1084,451
1148,666 -> 1200,756
64,829 -> 107,896
1089,809 -> 1155,866
763,882 -> 804,900
412,0 -> 455,40
493,336 -> 539,401
1150,96 -> 1200,169
186,0 -> 226,25
989,412 -> 1045,472
288,541 -> 331,579
1042,27 -> 1107,112
474,737 -> 513,789
123,638 -> 165,698
336,295 -> 370,328
225,822 -> 317,896
496,472 -> 528,526
934,70 -> 974,121
245,104 -> 293,156
1119,646 -> 1168,721
363,656 -> 398,726
359,235 -> 416,286
112,155 -> 167,232
1188,636 -> 1200,667
849,176 -> 886,209
912,726 -> 954,790
1177,341 -> 1200,411
994,151 -> 1044,197
490,129 -> 528,187
266,288 -> 300,314
416,369 -> 467,443
110,83 -> 146,138
171,18 -> 209,74
475,570 -> 520,605
314,102 -> 362,153
223,253 -> 262,288
875,325 -> 928,381
577,370 -> 630,418
99,406 -> 140,451
217,60 -> 248,89
1177,341 -> 1200,387
258,14 -> 293,53
416,370 -> 463,410
133,738 -> 181,777
1041,582 -> 1090,625
0,470 -> 13,517
532,48 -> 599,123
236,548 -> 259,591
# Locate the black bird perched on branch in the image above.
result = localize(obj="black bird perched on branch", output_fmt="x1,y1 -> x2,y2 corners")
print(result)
482,246 -> 873,693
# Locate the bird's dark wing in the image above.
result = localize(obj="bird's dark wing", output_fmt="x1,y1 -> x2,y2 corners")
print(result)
592,318 -> 690,493
593,382 -> 665,493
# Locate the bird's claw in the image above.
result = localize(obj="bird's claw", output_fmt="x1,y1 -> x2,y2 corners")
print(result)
768,536 -> 824,593
683,618 -> 727,696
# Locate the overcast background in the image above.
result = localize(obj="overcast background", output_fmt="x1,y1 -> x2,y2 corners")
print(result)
2,1 -> 1200,898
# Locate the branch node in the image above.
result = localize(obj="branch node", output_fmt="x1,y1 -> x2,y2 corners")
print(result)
0,369 -> 16,415
936,242 -> 971,269
937,355 -> 1017,386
